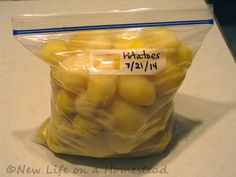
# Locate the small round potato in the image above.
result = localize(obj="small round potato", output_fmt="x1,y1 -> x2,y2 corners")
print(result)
106,134 -> 136,154
45,120 -> 66,153
152,59 -> 185,95
75,92 -> 97,118
39,39 -> 68,65
176,44 -> 193,68
143,28 -> 181,49
118,75 -> 156,106
72,114 -> 101,135
79,133 -> 113,157
87,73 -> 117,106
51,55 -> 89,92
113,28 -> 147,49
37,118 -> 50,144
108,99 -> 148,135
93,54 -> 120,70
68,30 -> 114,50
114,37 -> 146,49
55,89 -> 76,114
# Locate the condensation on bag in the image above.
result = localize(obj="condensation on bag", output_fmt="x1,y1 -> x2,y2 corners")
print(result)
12,8 -> 213,157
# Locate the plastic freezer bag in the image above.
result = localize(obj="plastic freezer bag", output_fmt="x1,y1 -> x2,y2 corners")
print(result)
12,8 -> 213,157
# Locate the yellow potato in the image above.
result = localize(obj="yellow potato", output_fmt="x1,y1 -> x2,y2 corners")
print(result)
143,102 -> 174,140
68,30 -> 113,50
46,134 -> 64,153
55,89 -> 76,114
87,72 -> 117,106
176,44 -> 193,68
106,134 -> 135,154
150,56 -> 177,79
112,28 -> 147,49
154,130 -> 172,151
114,37 -> 146,49
143,28 -> 181,49
46,120 -> 65,153
132,129 -> 172,156
131,113 -> 174,156
72,114 -> 101,135
79,133 -> 113,157
118,75 -> 156,106
51,77 -> 63,103
151,59 -> 185,95
39,39 -> 68,65
51,55 -> 89,92
149,101 -> 174,122
37,118 -> 50,144
108,99 -> 148,135
75,92 -> 97,118
93,54 -> 120,70
52,114 -> 73,128
51,76 -> 62,91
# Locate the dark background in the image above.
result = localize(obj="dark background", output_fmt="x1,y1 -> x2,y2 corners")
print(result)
206,0 -> 236,60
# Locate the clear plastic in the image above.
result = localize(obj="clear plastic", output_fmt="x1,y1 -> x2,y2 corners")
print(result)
12,8 -> 213,157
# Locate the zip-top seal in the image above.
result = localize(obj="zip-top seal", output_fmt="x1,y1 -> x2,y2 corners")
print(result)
12,19 -> 214,35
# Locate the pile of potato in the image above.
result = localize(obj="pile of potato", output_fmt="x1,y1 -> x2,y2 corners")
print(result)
37,27 -> 192,157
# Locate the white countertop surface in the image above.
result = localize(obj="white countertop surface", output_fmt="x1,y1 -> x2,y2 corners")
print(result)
1,1 -> 236,177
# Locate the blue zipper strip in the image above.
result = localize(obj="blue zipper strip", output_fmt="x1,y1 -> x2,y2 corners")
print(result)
13,19 -> 214,35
